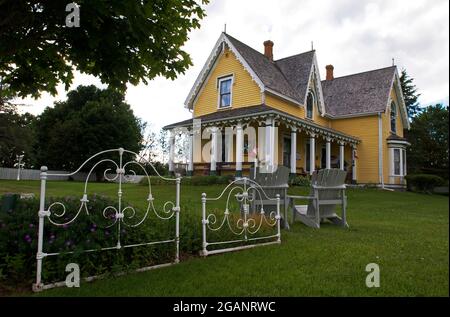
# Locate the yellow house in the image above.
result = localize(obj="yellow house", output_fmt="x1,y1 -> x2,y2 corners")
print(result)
164,33 -> 410,188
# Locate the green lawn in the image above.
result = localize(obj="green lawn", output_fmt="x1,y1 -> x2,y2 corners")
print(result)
0,179 -> 448,296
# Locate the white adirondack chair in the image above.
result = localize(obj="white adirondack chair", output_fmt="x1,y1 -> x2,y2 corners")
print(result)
249,166 -> 290,229
289,169 -> 348,228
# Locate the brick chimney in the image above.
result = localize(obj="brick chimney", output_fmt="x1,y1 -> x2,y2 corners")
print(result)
263,40 -> 274,61
325,65 -> 334,80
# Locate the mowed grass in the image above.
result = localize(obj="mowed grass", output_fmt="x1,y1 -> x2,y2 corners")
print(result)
0,179 -> 448,296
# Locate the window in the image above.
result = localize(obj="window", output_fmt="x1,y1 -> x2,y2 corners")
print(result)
218,76 -> 232,108
306,92 -> 314,119
402,149 -> 407,176
393,148 -> 401,175
390,102 -> 397,133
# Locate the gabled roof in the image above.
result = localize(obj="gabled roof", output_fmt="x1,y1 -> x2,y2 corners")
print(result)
321,66 -> 409,128
184,32 -> 316,109
226,34 -> 306,102
321,66 -> 396,117
274,51 -> 316,104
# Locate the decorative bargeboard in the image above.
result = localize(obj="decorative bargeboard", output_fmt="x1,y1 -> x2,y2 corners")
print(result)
33,148 -> 180,291
201,177 -> 281,256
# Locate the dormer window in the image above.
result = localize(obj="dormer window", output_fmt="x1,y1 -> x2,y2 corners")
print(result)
218,76 -> 233,108
306,91 -> 314,119
390,102 -> 397,133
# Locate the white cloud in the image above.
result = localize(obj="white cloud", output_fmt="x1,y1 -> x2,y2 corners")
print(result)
17,0 -> 449,131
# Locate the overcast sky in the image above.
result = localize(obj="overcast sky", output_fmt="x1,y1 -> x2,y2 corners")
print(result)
18,0 -> 450,132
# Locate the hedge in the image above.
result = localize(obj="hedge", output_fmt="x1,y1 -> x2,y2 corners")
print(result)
405,174 -> 445,193
139,175 -> 234,186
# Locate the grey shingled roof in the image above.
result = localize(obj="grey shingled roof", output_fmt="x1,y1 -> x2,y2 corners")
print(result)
321,66 -> 396,117
163,104 -> 359,143
275,51 -> 316,104
225,34 -> 313,104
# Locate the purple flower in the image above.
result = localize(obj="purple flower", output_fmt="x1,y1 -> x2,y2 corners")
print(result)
65,240 -> 72,246
24,234 -> 32,243
62,224 -> 69,229
29,223 -> 34,228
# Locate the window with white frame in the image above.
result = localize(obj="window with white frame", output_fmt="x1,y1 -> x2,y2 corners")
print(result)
390,102 -> 397,133
393,148 -> 401,175
402,149 -> 407,176
218,76 -> 232,108
391,147 -> 407,176
306,91 -> 314,119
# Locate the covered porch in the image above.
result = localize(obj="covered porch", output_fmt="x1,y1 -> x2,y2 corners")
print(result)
164,105 -> 360,183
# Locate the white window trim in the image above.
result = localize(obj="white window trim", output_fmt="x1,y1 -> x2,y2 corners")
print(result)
306,90 -> 315,121
217,74 -> 234,109
390,147 -> 406,177
390,102 -> 397,133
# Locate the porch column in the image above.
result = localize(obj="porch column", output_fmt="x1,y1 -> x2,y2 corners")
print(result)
290,127 -> 297,176
187,129 -> 194,176
235,122 -> 243,177
168,129 -> 175,175
265,117 -> 274,171
339,141 -> 345,170
326,137 -> 331,169
210,127 -> 218,175
351,144 -> 357,183
309,134 -> 315,175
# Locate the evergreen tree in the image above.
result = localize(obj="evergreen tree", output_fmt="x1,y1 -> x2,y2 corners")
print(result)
400,69 -> 421,118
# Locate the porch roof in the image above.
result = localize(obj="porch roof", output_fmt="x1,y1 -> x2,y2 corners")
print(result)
163,104 -> 360,145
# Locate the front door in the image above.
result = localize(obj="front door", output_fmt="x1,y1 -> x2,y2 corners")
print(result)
283,137 -> 291,168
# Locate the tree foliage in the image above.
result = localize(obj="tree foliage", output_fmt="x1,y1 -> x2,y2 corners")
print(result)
0,108 -> 35,167
0,0 -> 208,99
406,104 -> 449,177
399,69 -> 421,118
32,85 -> 144,171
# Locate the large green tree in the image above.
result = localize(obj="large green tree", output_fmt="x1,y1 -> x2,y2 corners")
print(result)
406,104 -> 448,176
0,108 -> 35,167
0,0 -> 208,99
400,69 -> 421,118
33,85 -> 144,173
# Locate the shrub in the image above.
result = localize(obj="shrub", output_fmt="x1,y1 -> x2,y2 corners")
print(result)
405,174 -> 445,193
289,176 -> 311,187
139,175 -> 234,186
0,194 -> 190,289
0,190 -> 275,289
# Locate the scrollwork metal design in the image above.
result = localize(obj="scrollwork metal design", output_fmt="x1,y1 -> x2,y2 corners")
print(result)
34,148 -> 181,292
201,177 -> 281,256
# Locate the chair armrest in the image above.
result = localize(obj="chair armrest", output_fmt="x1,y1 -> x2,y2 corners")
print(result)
287,195 -> 314,200
312,185 -> 346,190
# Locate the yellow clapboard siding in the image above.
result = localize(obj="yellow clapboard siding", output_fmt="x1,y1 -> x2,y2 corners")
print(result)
193,49 -> 261,117
331,116 -> 380,183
